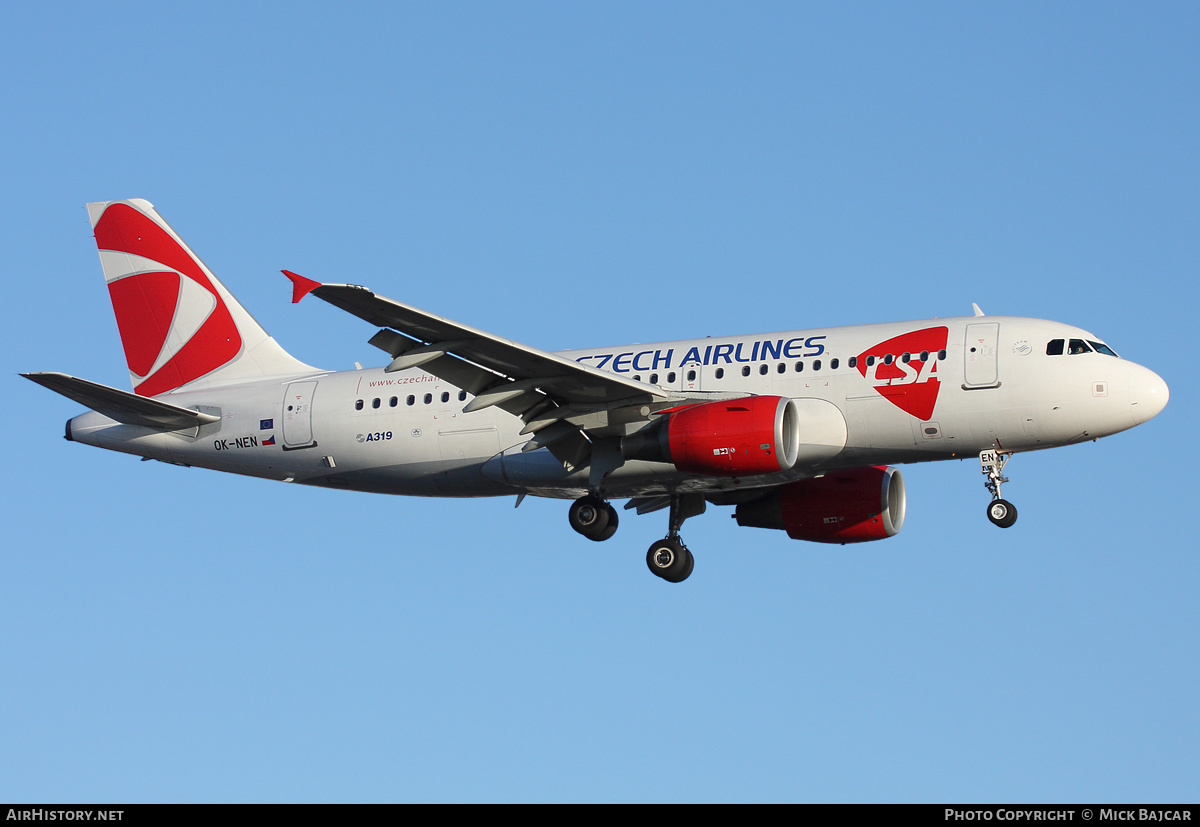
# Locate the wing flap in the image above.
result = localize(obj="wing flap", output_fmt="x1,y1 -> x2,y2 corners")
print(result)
22,372 -> 220,430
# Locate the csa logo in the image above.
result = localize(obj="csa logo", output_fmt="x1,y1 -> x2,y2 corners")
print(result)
94,203 -> 242,397
856,326 -> 948,421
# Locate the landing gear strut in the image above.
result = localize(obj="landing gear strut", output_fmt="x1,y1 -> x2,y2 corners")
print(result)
646,493 -> 704,583
569,494 -> 619,542
980,449 -> 1018,528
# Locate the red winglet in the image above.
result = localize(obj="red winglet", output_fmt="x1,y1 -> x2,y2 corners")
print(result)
282,270 -> 322,303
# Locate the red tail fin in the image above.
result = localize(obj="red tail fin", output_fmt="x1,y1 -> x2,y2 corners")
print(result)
88,200 -> 314,395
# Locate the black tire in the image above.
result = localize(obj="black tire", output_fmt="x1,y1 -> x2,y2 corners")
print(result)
646,538 -> 691,582
569,495 -> 609,538
591,504 -> 619,542
673,549 -> 695,582
987,499 -> 1018,528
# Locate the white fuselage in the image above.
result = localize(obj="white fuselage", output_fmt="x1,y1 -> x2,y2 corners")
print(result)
64,315 -> 1167,501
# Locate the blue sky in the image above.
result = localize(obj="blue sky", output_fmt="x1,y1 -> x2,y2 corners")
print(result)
2,2 -> 1196,802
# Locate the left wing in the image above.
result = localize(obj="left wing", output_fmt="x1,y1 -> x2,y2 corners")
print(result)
285,271 -> 689,468
284,270 -> 666,408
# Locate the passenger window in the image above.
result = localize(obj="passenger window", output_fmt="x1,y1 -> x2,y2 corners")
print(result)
649,373 -> 658,385
406,395 -> 415,406
1047,339 -> 1065,356
920,351 -> 929,362
759,364 -> 768,375
389,396 -> 398,407
633,375 -> 641,382
459,390 -> 467,401
355,399 -> 364,411
372,398 -> 381,409
883,354 -> 894,365
667,372 -> 677,383
848,356 -> 857,368
687,370 -> 696,381
938,350 -> 947,360
866,356 -> 875,367
777,363 -> 785,374
812,359 -> 822,372
1068,339 -> 1091,355
901,353 -> 910,363
441,392 -> 450,403
423,393 -> 432,404
715,368 -> 725,379
795,361 -> 804,372
742,366 -> 751,377
830,358 -> 839,370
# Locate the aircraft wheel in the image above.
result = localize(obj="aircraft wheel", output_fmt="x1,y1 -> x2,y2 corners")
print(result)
987,499 -> 1018,528
593,503 -> 619,542
677,549 -> 695,581
569,495 -> 611,540
646,538 -> 693,582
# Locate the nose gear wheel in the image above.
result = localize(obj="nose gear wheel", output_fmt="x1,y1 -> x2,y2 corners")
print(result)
987,498 -> 1017,528
980,449 -> 1018,528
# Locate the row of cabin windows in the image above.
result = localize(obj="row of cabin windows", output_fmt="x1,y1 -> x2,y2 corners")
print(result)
632,371 -> 681,385
353,347 -> 957,405
1046,339 -> 1118,357
355,389 -> 469,410
630,350 -> 947,383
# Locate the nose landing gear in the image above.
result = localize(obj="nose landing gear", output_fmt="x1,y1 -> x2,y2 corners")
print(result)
980,449 -> 1018,528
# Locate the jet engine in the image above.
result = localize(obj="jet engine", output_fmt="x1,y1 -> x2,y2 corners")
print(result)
622,396 -> 800,477
734,466 -> 906,543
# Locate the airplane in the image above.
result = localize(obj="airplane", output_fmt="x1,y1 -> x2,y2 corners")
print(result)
23,199 -> 1169,583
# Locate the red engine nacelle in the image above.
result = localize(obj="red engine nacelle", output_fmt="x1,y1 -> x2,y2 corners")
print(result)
735,466 -> 906,543
622,396 -> 800,477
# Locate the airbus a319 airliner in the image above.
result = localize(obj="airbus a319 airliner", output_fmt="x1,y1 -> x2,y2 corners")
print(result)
25,200 -> 1169,582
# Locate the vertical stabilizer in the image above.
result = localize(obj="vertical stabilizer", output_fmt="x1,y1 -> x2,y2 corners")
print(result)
87,199 -> 316,396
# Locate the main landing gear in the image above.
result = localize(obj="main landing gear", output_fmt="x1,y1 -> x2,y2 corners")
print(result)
645,493 -> 704,584
980,449 -> 1018,528
567,491 -> 704,583
646,537 -> 693,583
568,494 -> 619,542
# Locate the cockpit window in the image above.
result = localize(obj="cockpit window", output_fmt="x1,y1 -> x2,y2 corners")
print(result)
1068,339 -> 1092,355
1088,340 -> 1118,357
1046,339 -> 1064,356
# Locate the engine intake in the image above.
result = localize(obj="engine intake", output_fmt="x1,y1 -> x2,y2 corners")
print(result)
622,396 -> 800,477
735,466 -> 906,543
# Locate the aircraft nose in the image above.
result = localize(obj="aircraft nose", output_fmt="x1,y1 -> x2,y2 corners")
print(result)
1130,367 -> 1169,425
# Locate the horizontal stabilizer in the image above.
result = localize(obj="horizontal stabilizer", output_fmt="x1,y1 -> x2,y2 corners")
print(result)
22,372 -> 220,430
